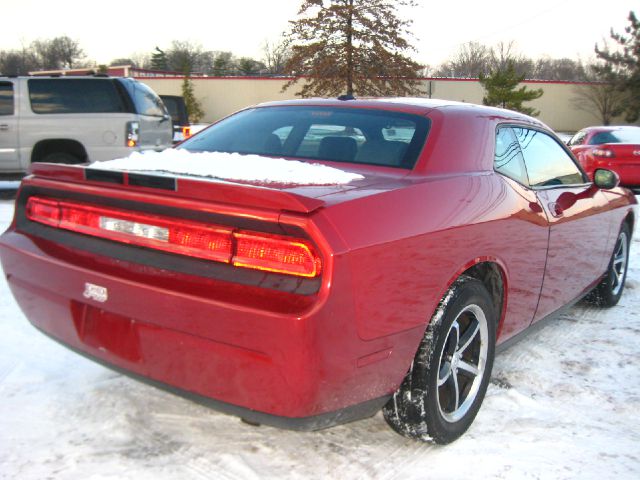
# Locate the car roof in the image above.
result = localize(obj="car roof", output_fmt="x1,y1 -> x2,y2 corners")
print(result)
580,125 -> 640,133
254,97 -> 544,125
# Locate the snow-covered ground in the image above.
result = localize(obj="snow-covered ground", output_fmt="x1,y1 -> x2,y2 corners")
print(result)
1,198 -> 639,479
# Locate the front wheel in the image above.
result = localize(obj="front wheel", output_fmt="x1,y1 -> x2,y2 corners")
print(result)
383,276 -> 496,444
589,223 -> 630,307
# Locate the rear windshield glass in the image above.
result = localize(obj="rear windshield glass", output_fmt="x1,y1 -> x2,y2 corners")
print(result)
179,106 -> 430,169
120,80 -> 167,117
28,79 -> 125,114
589,128 -> 640,145
160,95 -> 188,125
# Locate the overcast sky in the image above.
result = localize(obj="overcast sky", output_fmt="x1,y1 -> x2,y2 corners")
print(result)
1,0 -> 637,68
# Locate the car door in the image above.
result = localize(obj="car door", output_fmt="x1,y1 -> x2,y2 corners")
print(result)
513,127 -> 614,322
493,127 -> 550,338
0,80 -> 20,171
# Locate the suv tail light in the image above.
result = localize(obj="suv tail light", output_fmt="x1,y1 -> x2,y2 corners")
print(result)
26,196 -> 322,278
182,126 -> 192,139
126,121 -> 139,147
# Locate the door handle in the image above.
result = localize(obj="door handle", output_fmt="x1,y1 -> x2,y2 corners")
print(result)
548,202 -> 563,218
0,124 -> 9,131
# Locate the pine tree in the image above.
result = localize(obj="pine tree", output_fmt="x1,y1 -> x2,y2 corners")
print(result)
595,11 -> 640,122
479,63 -> 543,116
181,71 -> 204,123
151,47 -> 168,71
283,0 -> 423,97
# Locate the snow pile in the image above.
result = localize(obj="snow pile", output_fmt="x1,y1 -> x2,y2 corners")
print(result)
91,150 -> 364,185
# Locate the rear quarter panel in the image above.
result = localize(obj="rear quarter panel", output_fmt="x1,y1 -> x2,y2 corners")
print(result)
321,172 -> 549,343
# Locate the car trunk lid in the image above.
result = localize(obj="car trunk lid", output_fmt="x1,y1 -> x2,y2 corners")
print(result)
27,162 -> 413,214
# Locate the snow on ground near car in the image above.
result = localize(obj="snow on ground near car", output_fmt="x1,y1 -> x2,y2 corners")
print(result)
92,150 -> 364,185
0,198 -> 639,479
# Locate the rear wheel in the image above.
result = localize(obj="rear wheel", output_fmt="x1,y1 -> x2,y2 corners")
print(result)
40,152 -> 82,164
383,276 -> 496,444
589,223 -> 630,307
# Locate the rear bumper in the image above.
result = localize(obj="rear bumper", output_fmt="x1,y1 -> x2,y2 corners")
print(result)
0,229 -> 418,424
34,320 -> 389,430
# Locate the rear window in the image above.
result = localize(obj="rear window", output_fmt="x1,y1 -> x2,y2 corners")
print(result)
589,128 -> 640,145
121,80 -> 167,117
28,79 -> 125,114
160,95 -> 188,126
180,106 -> 430,169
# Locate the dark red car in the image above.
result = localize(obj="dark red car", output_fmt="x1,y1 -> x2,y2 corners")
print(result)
569,126 -> 640,187
0,99 -> 636,444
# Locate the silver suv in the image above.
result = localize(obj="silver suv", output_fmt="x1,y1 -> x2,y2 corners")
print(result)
0,76 -> 173,174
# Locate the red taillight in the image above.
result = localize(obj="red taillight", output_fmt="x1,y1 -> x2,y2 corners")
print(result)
126,121 -> 139,147
233,232 -> 321,278
26,197 -> 60,227
182,126 -> 192,139
592,148 -> 614,158
25,196 -> 321,278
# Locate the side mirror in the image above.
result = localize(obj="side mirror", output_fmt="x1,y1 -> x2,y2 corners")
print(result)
594,168 -> 620,190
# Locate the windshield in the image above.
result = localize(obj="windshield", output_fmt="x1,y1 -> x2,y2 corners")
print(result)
121,80 -> 167,117
179,106 -> 430,169
589,128 -> 640,145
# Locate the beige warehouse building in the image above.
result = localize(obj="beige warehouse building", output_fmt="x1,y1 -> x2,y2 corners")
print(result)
139,75 -> 627,132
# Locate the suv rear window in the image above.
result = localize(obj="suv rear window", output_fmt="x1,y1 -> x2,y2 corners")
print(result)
180,106 -> 430,169
120,80 -> 167,117
28,79 -> 125,114
160,95 -> 188,126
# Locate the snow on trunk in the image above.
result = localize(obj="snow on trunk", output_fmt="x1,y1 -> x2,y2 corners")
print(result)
91,150 -> 364,186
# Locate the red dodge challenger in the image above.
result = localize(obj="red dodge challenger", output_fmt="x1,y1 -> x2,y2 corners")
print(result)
0,98 -> 636,444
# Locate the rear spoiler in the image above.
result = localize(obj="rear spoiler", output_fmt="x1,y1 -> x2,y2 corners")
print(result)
27,163 -> 326,214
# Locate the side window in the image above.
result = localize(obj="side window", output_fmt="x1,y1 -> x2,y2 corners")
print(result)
0,82 -> 13,115
494,127 -> 529,185
589,131 -> 619,145
568,131 -> 587,146
29,79 -> 124,114
514,128 -> 585,187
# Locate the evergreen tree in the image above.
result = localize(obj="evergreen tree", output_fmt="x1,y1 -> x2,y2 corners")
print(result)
283,0 -> 423,97
181,71 -> 204,123
212,52 -> 235,76
151,47 -> 168,71
237,57 -> 266,76
479,63 -> 543,116
595,11 -> 640,122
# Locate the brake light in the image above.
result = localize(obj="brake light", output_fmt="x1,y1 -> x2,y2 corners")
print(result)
182,126 -> 192,139
25,196 -> 321,278
592,148 -> 614,158
234,232 -> 321,277
126,121 -> 139,147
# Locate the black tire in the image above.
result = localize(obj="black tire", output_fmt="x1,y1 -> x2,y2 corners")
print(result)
40,152 -> 81,164
383,276 -> 497,444
589,222 -> 630,307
